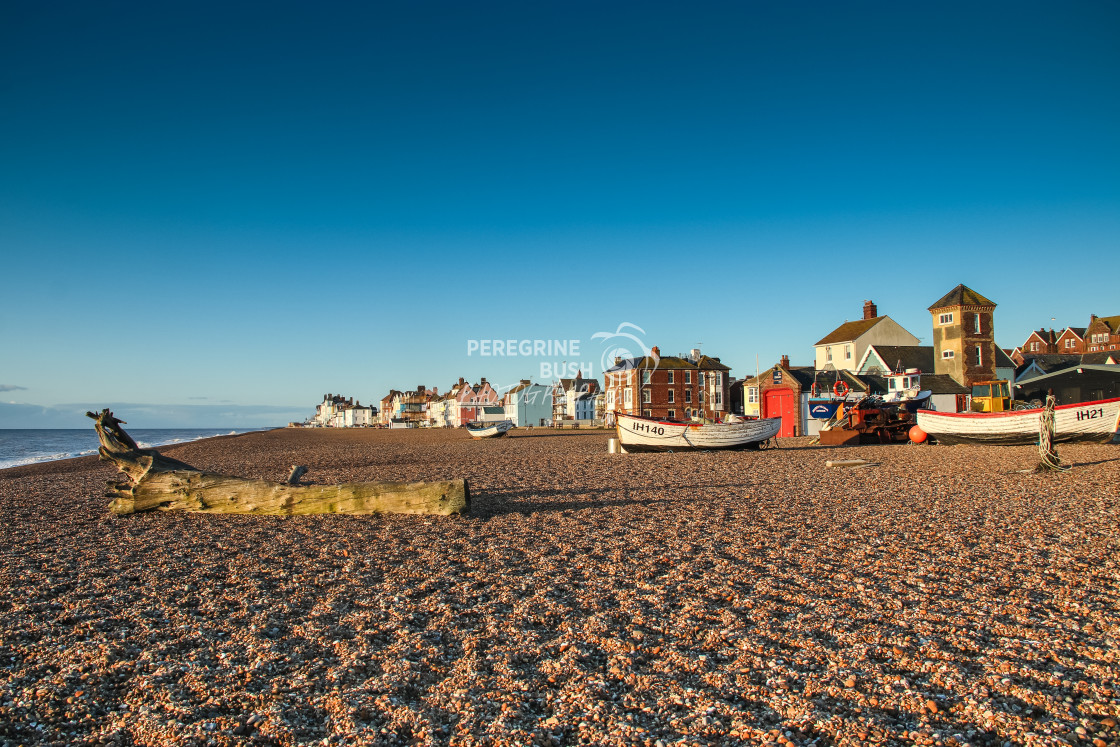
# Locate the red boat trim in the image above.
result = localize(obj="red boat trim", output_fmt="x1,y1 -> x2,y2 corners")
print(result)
916,397 -> 1120,419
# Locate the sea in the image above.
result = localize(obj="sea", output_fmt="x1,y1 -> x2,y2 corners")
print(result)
0,428 -> 274,470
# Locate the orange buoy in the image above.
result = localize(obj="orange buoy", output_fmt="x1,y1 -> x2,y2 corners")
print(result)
909,426 -> 927,443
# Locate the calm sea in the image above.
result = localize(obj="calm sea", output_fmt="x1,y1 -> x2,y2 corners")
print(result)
0,428 -> 274,470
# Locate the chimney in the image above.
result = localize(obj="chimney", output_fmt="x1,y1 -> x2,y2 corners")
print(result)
432,387 -> 438,395
521,379 -> 530,386
780,354 -> 790,369
863,300 -> 877,320
480,377 -> 487,384
614,356 -> 622,366
651,345 -> 660,357
690,348 -> 701,361
459,377 -> 465,385
417,385 -> 425,394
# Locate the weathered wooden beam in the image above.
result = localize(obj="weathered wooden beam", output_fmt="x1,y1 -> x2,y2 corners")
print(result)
86,409 -> 469,517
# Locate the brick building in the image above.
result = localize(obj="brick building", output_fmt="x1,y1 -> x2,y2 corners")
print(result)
604,346 -> 731,421
929,284 -> 999,388
1086,314 -> 1120,353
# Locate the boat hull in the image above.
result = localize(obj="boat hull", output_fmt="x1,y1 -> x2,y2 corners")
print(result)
615,412 -> 781,452
808,399 -> 842,420
467,420 -> 514,439
915,398 -> 1120,446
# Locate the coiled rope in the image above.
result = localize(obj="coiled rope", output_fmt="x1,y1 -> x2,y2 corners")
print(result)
1036,393 -> 1071,472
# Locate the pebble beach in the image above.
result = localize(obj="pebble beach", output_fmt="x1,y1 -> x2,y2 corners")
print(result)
1,428 -> 1118,747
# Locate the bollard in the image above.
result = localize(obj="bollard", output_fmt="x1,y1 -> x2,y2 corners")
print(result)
608,437 -> 620,454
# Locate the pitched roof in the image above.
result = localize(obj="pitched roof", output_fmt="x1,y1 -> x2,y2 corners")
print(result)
1015,354 -> 1082,374
605,355 -> 696,372
1093,315 -> 1120,333
994,347 -> 1016,369
862,345 -> 935,373
928,284 -> 996,310
695,355 -> 731,371
1060,327 -> 1087,339
557,377 -> 600,393
1081,351 -> 1119,365
814,317 -> 884,346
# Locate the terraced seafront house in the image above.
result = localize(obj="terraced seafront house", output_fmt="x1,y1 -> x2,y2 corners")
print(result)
552,371 -> 602,425
1085,314 -> 1120,353
813,300 -> 921,372
604,347 -> 730,423
503,379 -> 553,427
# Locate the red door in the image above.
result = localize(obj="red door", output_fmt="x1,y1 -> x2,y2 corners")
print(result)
764,388 -> 797,437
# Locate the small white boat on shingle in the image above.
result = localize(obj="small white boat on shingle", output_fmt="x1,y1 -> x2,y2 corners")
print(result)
615,412 -> 781,452
466,420 -> 514,439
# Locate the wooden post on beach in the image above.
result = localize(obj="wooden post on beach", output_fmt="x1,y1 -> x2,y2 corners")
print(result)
86,409 -> 470,516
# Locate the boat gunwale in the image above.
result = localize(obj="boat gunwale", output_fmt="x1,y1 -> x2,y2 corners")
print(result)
916,396 -> 1120,420
614,412 -> 774,429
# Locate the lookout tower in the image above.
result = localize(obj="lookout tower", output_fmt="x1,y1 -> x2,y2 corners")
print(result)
929,284 -> 998,388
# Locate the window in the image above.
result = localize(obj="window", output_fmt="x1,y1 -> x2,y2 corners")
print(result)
667,390 -> 675,403
942,350 -> 955,359
624,389 -> 632,405
607,391 -> 614,405
643,409 -> 651,417
642,389 -> 651,404
845,345 -> 851,360
826,346 -> 832,362
667,371 -> 674,384
684,371 -> 691,384
716,372 -> 722,384
975,345 -> 983,365
699,390 -> 704,403
1029,341 -> 1038,352
973,313 -> 982,333
698,372 -> 705,386
747,387 -> 758,404
667,409 -> 675,419
715,392 -> 722,406
641,370 -> 651,384
939,313 -> 954,325
773,369 -> 782,383
1065,338 -> 1074,348
685,390 -> 692,403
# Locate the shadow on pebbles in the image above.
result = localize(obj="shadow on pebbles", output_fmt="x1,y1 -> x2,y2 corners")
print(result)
1,428 -> 1118,746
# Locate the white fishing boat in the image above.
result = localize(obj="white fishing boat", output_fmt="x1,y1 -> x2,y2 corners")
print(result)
880,368 -> 932,412
615,412 -> 781,452
466,420 -> 514,439
915,397 -> 1120,446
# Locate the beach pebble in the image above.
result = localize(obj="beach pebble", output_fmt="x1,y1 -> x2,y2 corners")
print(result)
1,428 -> 1118,745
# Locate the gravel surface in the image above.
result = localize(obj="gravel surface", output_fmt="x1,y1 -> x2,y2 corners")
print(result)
1,427 -> 1118,747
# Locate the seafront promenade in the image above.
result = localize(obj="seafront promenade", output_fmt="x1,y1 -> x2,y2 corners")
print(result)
1,428 -> 1117,746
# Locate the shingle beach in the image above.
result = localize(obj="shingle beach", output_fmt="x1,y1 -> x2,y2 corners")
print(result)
1,428 -> 1118,747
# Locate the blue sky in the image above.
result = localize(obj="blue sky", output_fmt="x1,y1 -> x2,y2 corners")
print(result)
2,1 -> 1118,427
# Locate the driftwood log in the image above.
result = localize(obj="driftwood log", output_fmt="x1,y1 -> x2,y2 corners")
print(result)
87,409 -> 469,516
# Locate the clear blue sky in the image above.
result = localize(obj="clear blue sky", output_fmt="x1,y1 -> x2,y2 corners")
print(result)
2,1 -> 1118,426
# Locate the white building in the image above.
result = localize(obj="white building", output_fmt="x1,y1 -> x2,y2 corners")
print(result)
815,300 -> 921,372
